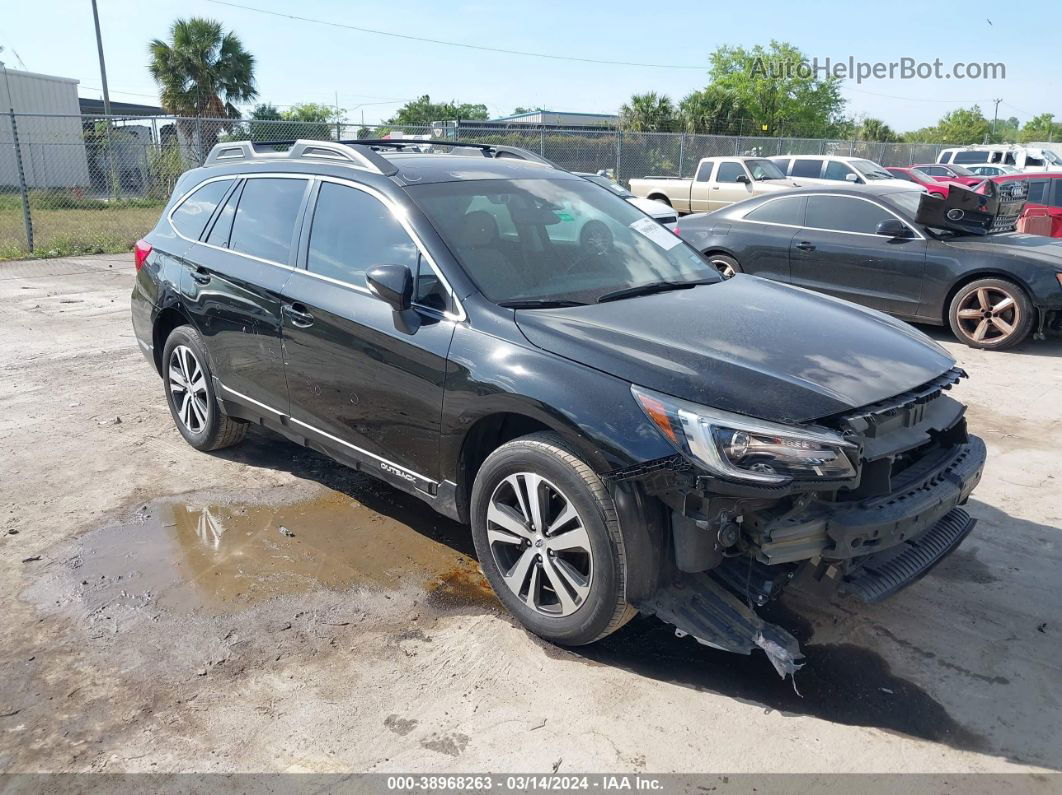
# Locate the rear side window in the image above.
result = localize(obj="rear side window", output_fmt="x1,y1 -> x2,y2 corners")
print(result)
716,162 -> 747,183
744,195 -> 806,225
694,161 -> 715,181
805,196 -> 895,234
954,151 -> 991,164
791,159 -> 823,178
920,166 -> 945,176
1027,180 -> 1048,203
307,182 -> 419,287
229,178 -> 308,264
206,181 -> 242,247
890,170 -> 915,182
170,179 -> 232,239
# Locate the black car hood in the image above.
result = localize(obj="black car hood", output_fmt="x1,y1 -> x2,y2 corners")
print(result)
940,231 -> 1062,268
514,276 -> 956,424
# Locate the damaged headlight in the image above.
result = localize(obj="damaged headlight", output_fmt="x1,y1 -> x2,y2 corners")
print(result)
631,385 -> 857,485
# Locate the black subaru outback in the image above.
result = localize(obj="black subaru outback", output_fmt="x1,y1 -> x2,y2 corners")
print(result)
131,139 -> 986,676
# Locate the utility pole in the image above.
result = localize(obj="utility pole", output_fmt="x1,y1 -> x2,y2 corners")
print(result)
90,0 -> 112,115
989,98 -> 1003,144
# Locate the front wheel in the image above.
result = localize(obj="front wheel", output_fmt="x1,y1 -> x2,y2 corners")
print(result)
947,278 -> 1033,350
706,253 -> 741,279
470,432 -> 635,646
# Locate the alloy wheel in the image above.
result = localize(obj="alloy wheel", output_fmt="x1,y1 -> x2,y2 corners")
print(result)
710,257 -> 737,279
486,473 -> 593,617
955,286 -> 1020,344
168,345 -> 210,434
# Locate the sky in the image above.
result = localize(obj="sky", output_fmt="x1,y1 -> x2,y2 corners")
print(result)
1,0 -> 1058,130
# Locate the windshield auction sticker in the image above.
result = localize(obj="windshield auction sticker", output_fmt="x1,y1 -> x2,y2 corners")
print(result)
630,216 -> 682,250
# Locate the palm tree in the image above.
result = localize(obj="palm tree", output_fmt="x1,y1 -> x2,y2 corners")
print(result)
148,18 -> 257,119
619,92 -> 677,133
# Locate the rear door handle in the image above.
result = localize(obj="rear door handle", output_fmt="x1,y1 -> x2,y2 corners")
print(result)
283,303 -> 315,328
796,241 -> 816,252
190,265 -> 211,284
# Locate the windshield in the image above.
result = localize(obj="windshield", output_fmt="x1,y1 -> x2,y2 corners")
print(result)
1042,150 -> 1062,165
881,191 -> 923,217
948,164 -> 975,176
407,177 -> 719,305
850,159 -> 894,180
746,159 -> 786,180
584,174 -> 632,197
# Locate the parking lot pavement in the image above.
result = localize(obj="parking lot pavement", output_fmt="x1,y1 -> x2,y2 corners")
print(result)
1,254 -> 1060,774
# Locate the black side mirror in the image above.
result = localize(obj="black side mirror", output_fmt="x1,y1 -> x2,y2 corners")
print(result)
366,264 -> 413,312
876,219 -> 913,238
736,174 -> 750,184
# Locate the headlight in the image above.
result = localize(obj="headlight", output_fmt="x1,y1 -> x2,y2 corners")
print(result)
631,384 -> 857,485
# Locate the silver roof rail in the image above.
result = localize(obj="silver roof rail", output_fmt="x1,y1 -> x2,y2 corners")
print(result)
203,139 -> 398,176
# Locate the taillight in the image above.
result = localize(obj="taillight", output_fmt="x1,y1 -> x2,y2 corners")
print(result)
134,239 -> 152,271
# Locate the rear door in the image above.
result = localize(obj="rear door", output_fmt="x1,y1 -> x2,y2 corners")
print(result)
180,174 -> 309,416
788,158 -> 826,186
731,194 -> 806,282
689,160 -> 715,213
789,194 -> 927,315
279,178 -> 457,490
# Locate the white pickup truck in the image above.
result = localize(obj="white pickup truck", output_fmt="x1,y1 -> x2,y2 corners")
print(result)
629,157 -> 796,214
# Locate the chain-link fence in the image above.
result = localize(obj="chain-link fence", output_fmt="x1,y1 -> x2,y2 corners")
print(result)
0,112 -> 948,259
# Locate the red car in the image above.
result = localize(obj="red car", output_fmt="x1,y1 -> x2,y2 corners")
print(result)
909,163 -> 985,187
986,173 -> 1062,238
885,166 -> 965,196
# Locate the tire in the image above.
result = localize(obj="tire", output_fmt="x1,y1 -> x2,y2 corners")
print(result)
947,278 -> 1034,351
706,253 -> 741,279
161,325 -> 247,451
579,220 -> 613,256
470,432 -> 636,646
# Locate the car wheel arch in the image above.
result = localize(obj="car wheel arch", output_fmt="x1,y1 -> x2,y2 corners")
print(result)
941,270 -> 1036,325
151,304 -> 194,376
647,194 -> 672,206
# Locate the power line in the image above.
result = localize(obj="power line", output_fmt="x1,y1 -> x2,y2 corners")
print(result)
206,0 -> 705,70
843,84 -> 994,104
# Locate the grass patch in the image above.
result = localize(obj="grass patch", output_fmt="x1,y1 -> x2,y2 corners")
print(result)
0,203 -> 164,260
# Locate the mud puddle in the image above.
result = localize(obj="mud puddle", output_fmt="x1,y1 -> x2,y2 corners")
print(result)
26,486 -> 496,619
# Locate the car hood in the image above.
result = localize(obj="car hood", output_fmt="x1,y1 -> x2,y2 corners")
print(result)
940,231 -> 1062,267
627,196 -> 677,219
514,276 -> 956,424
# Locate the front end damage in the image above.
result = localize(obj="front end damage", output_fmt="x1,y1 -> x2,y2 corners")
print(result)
610,368 -> 986,679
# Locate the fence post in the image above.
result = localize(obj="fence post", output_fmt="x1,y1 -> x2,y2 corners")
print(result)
678,132 -> 686,178
8,110 -> 33,254
539,125 -> 545,157
615,130 -> 622,183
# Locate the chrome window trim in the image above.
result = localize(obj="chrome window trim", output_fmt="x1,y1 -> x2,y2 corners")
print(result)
167,172 -> 465,323
216,381 -> 435,487
737,192 -> 926,240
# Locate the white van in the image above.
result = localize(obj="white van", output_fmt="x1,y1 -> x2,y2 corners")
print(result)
936,144 -> 1062,173
769,155 -> 920,189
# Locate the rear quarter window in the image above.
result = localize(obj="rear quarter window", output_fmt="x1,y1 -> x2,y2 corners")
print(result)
791,159 -> 823,178
169,179 -> 233,240
743,195 -> 807,225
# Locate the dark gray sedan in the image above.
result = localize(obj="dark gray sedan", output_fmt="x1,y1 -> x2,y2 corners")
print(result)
677,184 -> 1062,349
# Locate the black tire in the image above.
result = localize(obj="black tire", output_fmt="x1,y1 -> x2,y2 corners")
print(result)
648,195 -> 672,208
161,325 -> 247,451
470,432 -> 635,646
706,252 -> 741,279
579,220 -> 613,256
947,278 -> 1034,351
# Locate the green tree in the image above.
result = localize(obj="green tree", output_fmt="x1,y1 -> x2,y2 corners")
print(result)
387,95 -> 489,126
148,17 -> 257,118
678,86 -> 750,135
706,41 -> 844,137
1020,113 -> 1060,143
250,103 -> 280,120
856,117 -> 897,142
936,106 -> 991,145
619,92 -> 676,132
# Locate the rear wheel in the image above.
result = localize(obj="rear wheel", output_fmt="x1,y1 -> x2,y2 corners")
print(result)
948,278 -> 1033,350
707,253 -> 741,279
162,325 -> 247,451
470,432 -> 634,646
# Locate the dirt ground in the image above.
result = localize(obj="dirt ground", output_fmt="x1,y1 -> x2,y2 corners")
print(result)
1,254 -> 1060,775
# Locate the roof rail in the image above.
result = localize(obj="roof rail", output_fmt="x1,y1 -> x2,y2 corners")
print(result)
346,139 -> 559,168
203,139 -> 398,176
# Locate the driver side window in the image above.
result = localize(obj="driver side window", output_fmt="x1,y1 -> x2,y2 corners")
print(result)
716,162 -> 747,183
824,161 -> 856,181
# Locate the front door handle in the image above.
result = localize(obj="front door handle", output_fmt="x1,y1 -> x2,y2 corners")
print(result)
283,303 -> 315,328
795,241 -> 816,252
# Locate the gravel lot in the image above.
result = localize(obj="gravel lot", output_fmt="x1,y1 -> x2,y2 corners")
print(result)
1,254 -> 1060,775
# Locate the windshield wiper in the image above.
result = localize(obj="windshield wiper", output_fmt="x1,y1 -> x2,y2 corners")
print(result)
497,299 -> 588,309
596,278 -> 714,303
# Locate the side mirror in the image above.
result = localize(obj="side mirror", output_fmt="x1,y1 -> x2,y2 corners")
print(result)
845,172 -> 859,182
366,264 -> 413,312
876,219 -> 912,238
736,174 -> 750,184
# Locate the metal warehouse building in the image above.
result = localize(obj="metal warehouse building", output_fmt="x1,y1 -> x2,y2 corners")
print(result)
0,67 -> 91,188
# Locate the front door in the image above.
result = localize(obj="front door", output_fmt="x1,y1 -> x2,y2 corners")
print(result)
788,194 -> 927,314
708,161 -> 755,211
280,179 -> 456,492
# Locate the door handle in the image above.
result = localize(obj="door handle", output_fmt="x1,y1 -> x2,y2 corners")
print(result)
795,241 -> 816,252
711,186 -> 720,190
283,303 -> 315,328
190,265 -> 211,284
